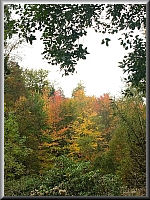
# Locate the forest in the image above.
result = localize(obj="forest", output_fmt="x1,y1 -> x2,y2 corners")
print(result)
4,4 -> 146,197
4,66 -> 146,196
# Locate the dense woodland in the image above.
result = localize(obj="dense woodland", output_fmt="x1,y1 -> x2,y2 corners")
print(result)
4,4 -> 146,197
4,64 -> 146,196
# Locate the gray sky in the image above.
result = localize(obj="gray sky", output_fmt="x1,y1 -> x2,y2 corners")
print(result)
14,28 -> 128,98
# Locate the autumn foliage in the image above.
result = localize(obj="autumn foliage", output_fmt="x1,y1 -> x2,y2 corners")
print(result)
4,67 -> 146,196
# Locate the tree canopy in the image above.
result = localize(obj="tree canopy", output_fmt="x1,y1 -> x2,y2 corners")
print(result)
4,4 -> 146,95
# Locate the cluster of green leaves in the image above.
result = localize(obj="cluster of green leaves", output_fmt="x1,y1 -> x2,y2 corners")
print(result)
119,35 -> 146,96
4,4 -> 18,41
4,4 -> 146,92
23,69 -> 50,94
7,4 -> 105,75
14,93 -> 48,174
4,175 -> 42,196
110,95 -> 146,188
5,156 -> 122,196
40,156 -> 122,196
4,110 -> 29,181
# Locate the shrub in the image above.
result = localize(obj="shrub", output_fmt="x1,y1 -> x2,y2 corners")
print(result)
29,156 -> 122,196
5,175 -> 42,196
5,156 -> 122,196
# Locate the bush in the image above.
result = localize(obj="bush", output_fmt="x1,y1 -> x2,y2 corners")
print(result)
29,156 -> 122,196
5,156 -> 122,196
5,175 -> 42,196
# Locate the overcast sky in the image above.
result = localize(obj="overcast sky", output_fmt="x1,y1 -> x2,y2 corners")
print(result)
14,28 -> 129,98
